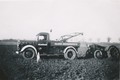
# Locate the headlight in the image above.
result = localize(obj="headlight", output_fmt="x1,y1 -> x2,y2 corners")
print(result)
15,51 -> 19,54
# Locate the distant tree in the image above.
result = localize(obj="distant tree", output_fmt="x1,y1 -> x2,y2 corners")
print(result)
107,37 -> 111,42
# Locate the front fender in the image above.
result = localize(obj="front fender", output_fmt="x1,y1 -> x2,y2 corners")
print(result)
20,45 -> 40,62
20,45 -> 37,54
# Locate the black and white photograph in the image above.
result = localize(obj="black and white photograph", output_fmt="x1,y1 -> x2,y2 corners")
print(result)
0,0 -> 120,80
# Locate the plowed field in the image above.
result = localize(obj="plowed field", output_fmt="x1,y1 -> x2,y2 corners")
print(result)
0,45 -> 119,80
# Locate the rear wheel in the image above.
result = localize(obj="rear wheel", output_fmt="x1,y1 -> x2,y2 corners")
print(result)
94,50 -> 103,59
22,48 -> 36,59
107,46 -> 120,59
64,49 -> 76,60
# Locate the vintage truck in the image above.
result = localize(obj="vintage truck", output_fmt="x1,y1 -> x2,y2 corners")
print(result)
15,32 -> 83,61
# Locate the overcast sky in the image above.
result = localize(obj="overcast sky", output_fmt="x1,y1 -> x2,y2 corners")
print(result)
0,0 -> 120,42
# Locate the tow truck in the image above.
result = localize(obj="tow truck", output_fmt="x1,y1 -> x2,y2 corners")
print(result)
16,32 -> 83,61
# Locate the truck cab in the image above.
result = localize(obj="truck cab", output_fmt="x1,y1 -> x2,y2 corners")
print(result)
36,32 -> 51,54
37,32 -> 50,41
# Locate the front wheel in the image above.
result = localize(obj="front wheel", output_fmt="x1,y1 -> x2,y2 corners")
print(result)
94,50 -> 103,59
22,48 -> 36,60
64,49 -> 76,60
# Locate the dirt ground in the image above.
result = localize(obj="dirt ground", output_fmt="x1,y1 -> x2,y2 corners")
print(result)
0,45 -> 119,80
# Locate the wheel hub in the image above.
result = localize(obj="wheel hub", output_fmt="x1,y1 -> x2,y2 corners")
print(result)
68,51 -> 73,58
24,50 -> 34,59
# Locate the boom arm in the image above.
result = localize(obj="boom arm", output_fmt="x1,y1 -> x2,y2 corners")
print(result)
59,32 -> 83,42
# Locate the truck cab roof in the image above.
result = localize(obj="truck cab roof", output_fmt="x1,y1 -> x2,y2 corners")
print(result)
36,32 -> 49,36
36,32 -> 50,41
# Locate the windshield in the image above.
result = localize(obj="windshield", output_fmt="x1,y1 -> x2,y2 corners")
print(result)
37,35 -> 47,41
37,36 -> 45,40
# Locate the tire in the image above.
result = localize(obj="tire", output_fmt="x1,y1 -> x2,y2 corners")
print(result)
94,50 -> 103,59
64,49 -> 76,60
22,48 -> 36,60
107,46 -> 120,59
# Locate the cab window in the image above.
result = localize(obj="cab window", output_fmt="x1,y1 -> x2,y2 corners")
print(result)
38,36 -> 45,40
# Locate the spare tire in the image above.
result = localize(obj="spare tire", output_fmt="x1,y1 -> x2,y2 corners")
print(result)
107,46 -> 120,59
94,50 -> 103,59
22,48 -> 36,60
64,49 -> 76,60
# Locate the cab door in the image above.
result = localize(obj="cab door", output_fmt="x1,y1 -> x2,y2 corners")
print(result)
37,35 -> 48,54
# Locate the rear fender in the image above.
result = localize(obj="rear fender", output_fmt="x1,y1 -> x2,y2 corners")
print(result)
63,46 -> 78,54
107,45 -> 119,53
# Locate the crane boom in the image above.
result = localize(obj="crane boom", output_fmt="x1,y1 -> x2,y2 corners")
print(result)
59,32 -> 83,42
